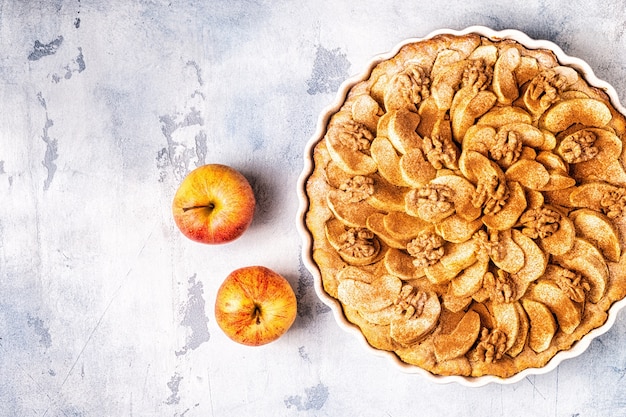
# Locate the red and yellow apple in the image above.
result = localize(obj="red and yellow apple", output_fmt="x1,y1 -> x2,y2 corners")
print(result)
172,164 -> 256,244
214,266 -> 298,346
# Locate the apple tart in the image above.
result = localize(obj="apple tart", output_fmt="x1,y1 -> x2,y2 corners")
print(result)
303,30 -> 626,380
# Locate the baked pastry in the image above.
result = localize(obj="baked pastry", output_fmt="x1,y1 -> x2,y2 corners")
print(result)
304,31 -> 626,379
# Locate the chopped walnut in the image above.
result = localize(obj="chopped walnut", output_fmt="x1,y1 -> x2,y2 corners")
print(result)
338,175 -> 374,202
338,227 -> 379,260
330,119 -> 374,152
558,130 -> 599,164
423,132 -> 460,170
473,327 -> 507,364
483,270 -> 516,303
600,188 -> 626,219
490,129 -> 523,168
519,207 -> 561,239
472,174 -> 509,215
408,183 -> 456,222
407,231 -> 445,267
526,69 -> 570,112
394,284 -> 428,319
461,59 -> 493,92
389,64 -> 431,109
472,230 -> 503,262
554,267 -> 590,303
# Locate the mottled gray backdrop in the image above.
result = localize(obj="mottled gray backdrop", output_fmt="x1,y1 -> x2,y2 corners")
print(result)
1,1 -> 625,416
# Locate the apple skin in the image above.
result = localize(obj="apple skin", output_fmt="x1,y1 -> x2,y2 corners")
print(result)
172,164 -> 256,244
215,266 -> 298,346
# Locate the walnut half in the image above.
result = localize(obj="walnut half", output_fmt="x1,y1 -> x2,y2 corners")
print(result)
407,231 -> 445,267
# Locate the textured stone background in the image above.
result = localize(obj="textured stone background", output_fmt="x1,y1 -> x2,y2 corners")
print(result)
1,1 -> 625,416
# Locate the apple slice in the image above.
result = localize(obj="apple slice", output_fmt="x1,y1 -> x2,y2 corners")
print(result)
537,206 -> 576,256
552,237 -> 609,303
336,265 -> 375,284
327,190 -> 379,228
390,291 -> 441,345
536,151 -> 569,172
569,208 -> 621,262
462,125 -> 496,156
383,248 -> 426,280
469,302 -> 495,329
432,48 -> 466,75
366,212 -> 410,249
383,211 -> 432,241
498,122 -> 547,149
424,260 -> 463,285
508,302 -> 529,357
399,148 -> 438,188
451,88 -> 498,142
580,159 -> 626,187
459,149 -> 506,187
469,44 -> 498,65
376,108 -> 392,137
367,175 -> 410,213
442,292 -> 474,313
440,240 -> 478,273
358,305 -> 412,326
451,258 -> 488,298
505,159 -> 551,190
538,170 -> 577,192
540,129 -> 557,151
525,189 -> 545,209
493,46 -> 521,105
351,94 -> 381,134
417,96 -> 445,139
560,90 -> 590,100
515,55 -> 539,85
569,181 -> 619,213
521,298 -> 557,353
324,217 -> 355,251
449,85 -> 476,133
430,174 -> 482,221
431,59 -> 468,110
433,310 -> 481,362
324,161 -> 353,189
526,280 -> 581,334
491,301 -> 521,354
337,274 -> 402,312
386,109 -> 423,154
370,136 -> 411,187
511,229 -> 548,285
358,304 -> 398,326
539,98 -> 612,133
482,181 -> 527,231
491,229 -> 525,274
477,105 -> 532,128
343,306 -> 396,351
435,214 -> 483,243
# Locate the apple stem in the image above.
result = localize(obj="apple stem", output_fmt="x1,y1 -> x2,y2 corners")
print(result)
182,203 -> 215,212
253,304 -> 262,325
